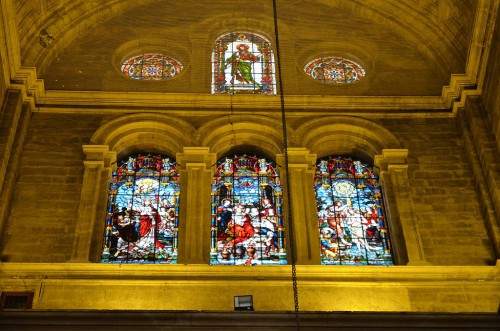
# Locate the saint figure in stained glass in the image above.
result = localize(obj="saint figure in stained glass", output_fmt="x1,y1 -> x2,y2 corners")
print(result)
101,154 -> 180,264
226,44 -> 260,86
314,156 -> 393,265
211,154 -> 286,265
212,32 -> 276,94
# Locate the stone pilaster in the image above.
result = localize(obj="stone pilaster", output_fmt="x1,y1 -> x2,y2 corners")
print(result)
457,100 -> 500,259
375,149 -> 430,265
177,147 -> 216,264
0,90 -> 30,249
277,148 -> 321,265
70,145 -> 115,262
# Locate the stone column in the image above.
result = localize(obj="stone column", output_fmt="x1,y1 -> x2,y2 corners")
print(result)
375,149 -> 430,266
277,148 -> 321,265
177,147 -> 216,264
70,145 -> 115,262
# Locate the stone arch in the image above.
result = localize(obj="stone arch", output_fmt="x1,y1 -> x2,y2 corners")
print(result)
295,116 -> 401,162
71,113 -> 195,263
197,115 -> 292,160
91,113 -> 196,159
200,14 -> 286,44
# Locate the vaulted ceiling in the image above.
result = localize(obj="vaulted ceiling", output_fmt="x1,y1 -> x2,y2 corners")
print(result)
7,0 -> 496,111
9,0 -> 498,114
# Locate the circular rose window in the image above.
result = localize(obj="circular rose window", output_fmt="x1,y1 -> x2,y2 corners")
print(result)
121,54 -> 183,80
304,57 -> 365,84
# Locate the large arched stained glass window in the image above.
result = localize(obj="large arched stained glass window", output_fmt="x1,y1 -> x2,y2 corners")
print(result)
212,32 -> 276,95
314,156 -> 394,265
101,154 -> 180,264
211,154 -> 286,265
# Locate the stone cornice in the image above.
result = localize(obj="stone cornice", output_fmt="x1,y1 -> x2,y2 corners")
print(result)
35,91 -> 450,112
0,262 -> 497,283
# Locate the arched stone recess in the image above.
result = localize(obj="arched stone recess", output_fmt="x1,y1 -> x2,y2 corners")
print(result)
91,113 -> 196,158
192,115 -> 293,263
197,115 -> 290,159
294,116 -> 430,266
295,116 -> 400,161
185,16 -> 282,94
70,113 -> 195,262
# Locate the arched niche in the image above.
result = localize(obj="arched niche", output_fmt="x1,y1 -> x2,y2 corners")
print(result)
71,113 -> 195,262
197,115 -> 292,160
294,116 -> 428,266
295,116 -> 401,163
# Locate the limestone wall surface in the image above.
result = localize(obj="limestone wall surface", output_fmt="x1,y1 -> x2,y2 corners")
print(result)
1,113 -> 101,262
1,112 -> 496,266
381,117 -> 496,265
483,4 -> 500,151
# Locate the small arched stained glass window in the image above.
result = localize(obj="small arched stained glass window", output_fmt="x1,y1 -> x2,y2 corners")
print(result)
314,156 -> 394,265
211,154 -> 287,265
121,54 -> 183,80
304,57 -> 365,84
212,32 -> 276,94
101,153 -> 180,264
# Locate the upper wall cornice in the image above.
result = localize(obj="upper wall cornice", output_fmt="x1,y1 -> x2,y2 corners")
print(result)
33,92 -> 449,114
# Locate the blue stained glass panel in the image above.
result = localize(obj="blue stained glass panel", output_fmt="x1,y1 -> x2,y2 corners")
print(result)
101,154 -> 180,264
211,155 -> 287,265
315,156 -> 394,265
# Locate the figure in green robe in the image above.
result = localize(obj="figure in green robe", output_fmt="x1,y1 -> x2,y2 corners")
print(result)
225,43 -> 260,86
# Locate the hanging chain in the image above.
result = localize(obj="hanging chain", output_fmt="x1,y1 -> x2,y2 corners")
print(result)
272,0 -> 300,330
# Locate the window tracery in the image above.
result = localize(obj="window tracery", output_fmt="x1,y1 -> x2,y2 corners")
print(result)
314,156 -> 393,265
212,32 -> 276,94
211,154 -> 286,265
121,54 -> 183,80
304,57 -> 365,84
100,153 -> 180,264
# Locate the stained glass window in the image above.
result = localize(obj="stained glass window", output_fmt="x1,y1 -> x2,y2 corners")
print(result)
211,154 -> 286,265
121,54 -> 183,80
101,154 -> 180,264
304,57 -> 365,84
212,32 -> 276,94
314,156 -> 393,265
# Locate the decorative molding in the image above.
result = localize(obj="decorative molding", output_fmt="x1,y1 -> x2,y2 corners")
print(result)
69,145 -> 116,263
176,147 -> 216,264
277,148 -> 320,265
0,262 -> 497,282
375,149 -> 430,266
36,91 -> 450,112
0,263 -> 497,312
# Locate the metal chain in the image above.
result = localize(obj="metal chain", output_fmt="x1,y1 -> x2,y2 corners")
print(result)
272,0 -> 300,329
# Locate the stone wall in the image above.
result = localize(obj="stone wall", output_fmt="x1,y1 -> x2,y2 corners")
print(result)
1,113 -> 101,262
1,111 -> 496,265
483,4 -> 500,150
381,117 -> 496,265
0,10 -> 8,109
0,63 -> 6,109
